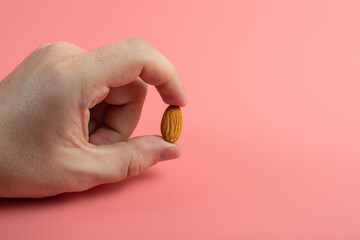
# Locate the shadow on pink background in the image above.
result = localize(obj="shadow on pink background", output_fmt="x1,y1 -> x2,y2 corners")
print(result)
1,0 -> 360,239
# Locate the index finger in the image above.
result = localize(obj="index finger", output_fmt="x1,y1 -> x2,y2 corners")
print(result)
68,38 -> 187,108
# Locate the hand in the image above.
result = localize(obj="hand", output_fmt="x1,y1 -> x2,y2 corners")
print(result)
0,38 -> 187,198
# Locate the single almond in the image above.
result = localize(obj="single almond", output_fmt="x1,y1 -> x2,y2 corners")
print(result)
161,105 -> 182,143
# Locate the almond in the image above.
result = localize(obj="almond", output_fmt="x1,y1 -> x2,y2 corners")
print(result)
161,105 -> 182,143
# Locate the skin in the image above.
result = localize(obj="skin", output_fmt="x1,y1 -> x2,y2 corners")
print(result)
0,38 -> 187,198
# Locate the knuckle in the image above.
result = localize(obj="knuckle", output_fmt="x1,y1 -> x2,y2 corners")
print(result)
51,41 -> 74,49
126,37 -> 150,52
136,78 -> 148,96
123,37 -> 152,62
140,84 -> 148,97
44,41 -> 75,55
127,150 -> 145,178
46,62 -> 67,79
43,61 -> 72,85
37,43 -> 52,50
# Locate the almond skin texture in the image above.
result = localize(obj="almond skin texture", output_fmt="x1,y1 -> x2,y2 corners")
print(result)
161,105 -> 182,143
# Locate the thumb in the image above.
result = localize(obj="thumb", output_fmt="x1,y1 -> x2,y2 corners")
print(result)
80,135 -> 181,185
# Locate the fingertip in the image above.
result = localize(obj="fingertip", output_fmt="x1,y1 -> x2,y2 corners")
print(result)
159,144 -> 181,161
174,92 -> 188,107
127,135 -> 181,160
155,80 -> 188,107
161,94 -> 188,107
179,96 -> 188,107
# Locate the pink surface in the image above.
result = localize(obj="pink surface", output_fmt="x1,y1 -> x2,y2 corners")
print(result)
1,0 -> 360,239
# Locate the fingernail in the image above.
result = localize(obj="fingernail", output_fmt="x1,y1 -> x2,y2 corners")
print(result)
159,146 -> 180,161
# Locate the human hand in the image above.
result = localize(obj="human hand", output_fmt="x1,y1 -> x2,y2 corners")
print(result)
0,38 -> 187,198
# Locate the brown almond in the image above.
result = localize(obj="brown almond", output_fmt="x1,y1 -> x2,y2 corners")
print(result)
161,105 -> 182,143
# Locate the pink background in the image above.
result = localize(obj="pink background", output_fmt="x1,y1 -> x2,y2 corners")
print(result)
1,0 -> 360,239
